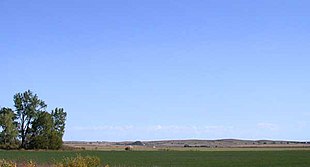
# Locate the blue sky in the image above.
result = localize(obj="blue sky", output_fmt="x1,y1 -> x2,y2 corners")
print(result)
1,0 -> 309,141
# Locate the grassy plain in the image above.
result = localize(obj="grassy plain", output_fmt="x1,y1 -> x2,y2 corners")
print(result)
0,149 -> 310,166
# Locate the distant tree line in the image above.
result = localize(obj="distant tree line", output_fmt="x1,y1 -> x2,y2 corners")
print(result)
0,90 -> 67,150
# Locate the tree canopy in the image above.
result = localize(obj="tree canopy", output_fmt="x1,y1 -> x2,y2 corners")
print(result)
0,90 -> 67,150
0,107 -> 18,149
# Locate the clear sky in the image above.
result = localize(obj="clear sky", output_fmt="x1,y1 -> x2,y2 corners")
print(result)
1,0 -> 309,141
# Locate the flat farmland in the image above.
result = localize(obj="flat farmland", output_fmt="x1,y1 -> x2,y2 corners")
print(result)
1,149 -> 310,167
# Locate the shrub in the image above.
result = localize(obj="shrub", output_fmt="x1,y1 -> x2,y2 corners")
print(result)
54,155 -> 101,167
25,160 -> 36,167
125,146 -> 133,151
0,159 -> 16,167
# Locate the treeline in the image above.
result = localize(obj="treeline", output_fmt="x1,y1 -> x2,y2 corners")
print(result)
0,90 -> 67,150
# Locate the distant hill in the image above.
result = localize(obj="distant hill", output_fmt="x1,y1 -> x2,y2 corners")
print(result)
65,139 -> 310,148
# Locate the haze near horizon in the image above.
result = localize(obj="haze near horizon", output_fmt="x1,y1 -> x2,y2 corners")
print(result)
1,0 -> 309,141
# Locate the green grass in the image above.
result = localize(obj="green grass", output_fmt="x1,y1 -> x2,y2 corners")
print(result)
0,150 -> 310,166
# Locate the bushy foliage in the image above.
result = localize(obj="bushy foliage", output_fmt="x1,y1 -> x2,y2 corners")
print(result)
0,159 -> 16,167
29,111 -> 64,149
0,160 -> 36,167
25,160 -> 36,167
0,142 -> 19,150
0,156 -> 103,167
54,155 -> 101,167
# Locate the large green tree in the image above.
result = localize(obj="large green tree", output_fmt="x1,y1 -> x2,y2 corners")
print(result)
0,90 -> 67,150
14,90 -> 47,148
50,108 -> 67,149
29,108 -> 67,149
0,107 -> 19,149
30,111 -> 53,149
30,109 -> 67,149
52,108 -> 67,137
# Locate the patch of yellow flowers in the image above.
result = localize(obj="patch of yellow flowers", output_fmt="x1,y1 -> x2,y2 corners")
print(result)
1,155 -> 108,167
0,160 -> 35,167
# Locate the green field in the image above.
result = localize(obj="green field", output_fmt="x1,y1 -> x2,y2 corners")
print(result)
1,150 -> 310,166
